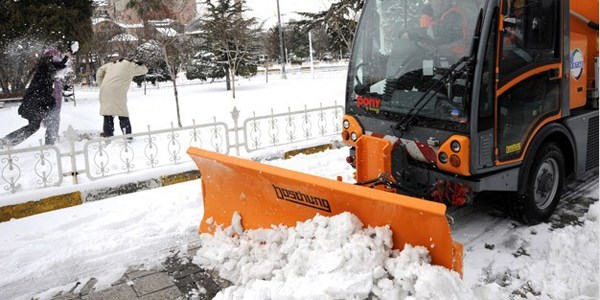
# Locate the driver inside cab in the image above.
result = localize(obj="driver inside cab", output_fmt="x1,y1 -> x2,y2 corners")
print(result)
501,0 -> 533,75
414,0 -> 471,58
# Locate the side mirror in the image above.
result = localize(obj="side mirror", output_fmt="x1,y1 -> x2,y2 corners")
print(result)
522,0 -> 556,50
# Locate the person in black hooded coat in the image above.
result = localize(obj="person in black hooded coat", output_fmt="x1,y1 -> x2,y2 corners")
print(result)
0,48 -> 71,147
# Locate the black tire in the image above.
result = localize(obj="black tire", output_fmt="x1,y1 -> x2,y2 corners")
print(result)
509,142 -> 565,224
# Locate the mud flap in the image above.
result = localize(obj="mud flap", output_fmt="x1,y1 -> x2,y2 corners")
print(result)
187,147 -> 463,275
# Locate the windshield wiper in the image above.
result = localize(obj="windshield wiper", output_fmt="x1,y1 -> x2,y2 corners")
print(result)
392,56 -> 472,136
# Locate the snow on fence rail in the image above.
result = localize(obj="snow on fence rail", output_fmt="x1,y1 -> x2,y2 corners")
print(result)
0,103 -> 344,195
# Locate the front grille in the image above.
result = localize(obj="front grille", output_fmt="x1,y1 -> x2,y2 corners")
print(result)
479,133 -> 493,168
586,116 -> 599,171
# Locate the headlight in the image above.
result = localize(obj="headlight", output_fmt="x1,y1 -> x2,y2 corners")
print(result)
438,152 -> 448,163
450,140 -> 461,152
351,132 -> 358,141
343,120 -> 350,129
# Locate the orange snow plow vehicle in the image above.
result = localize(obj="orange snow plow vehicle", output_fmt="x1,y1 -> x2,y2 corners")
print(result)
189,0 -> 598,275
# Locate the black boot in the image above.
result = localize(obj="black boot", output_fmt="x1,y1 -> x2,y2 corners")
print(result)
102,116 -> 114,137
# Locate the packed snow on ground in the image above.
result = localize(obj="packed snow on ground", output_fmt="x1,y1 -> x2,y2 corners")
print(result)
1,70 -> 598,299
0,147 -> 597,299
193,154 -> 599,300
0,179 -> 202,300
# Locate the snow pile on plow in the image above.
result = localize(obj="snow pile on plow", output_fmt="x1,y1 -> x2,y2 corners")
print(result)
193,212 -> 485,299
187,148 -> 463,273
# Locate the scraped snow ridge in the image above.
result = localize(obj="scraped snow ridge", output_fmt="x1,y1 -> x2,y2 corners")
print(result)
193,212 -> 480,299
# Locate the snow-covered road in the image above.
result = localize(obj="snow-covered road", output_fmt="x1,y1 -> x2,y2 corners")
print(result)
0,147 -> 597,299
452,172 -> 599,298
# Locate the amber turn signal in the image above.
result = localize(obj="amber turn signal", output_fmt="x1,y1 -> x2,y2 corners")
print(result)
342,130 -> 350,140
450,154 -> 461,167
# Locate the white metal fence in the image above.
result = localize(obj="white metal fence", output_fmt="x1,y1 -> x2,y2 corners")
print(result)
0,103 -> 344,196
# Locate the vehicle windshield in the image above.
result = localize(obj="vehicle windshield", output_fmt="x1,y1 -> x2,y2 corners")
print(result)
348,0 -> 484,124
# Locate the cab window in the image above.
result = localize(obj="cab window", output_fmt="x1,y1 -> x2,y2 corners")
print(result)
499,0 -> 559,83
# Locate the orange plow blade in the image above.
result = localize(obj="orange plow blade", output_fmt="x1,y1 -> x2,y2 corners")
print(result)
187,147 -> 463,275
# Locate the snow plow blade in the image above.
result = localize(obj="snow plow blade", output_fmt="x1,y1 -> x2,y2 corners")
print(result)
187,147 -> 463,275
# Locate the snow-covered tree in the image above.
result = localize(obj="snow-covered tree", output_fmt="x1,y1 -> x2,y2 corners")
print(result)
196,0 -> 260,98
0,38 -> 53,94
296,0 -> 364,56
263,21 -> 312,64
125,1 -> 195,127
133,41 -> 170,85
185,51 -> 227,82
0,0 -> 94,93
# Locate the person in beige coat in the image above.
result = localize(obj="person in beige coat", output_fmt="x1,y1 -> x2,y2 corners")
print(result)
96,58 -> 148,137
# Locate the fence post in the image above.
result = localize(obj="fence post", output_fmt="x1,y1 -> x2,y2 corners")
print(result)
145,125 -> 158,168
303,104 -> 311,140
286,106 -> 295,142
168,122 -> 181,164
231,106 -> 240,156
65,125 -> 79,184
333,100 -> 341,132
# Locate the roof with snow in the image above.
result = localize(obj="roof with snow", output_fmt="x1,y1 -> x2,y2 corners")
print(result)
156,28 -> 178,37
185,30 -> 203,35
92,18 -> 143,28
110,33 -> 139,42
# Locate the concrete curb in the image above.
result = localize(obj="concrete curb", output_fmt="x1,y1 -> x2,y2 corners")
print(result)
83,178 -> 162,202
82,170 -> 202,203
0,170 -> 200,223
0,144 -> 334,222
0,192 -> 82,222
283,144 -> 334,159
161,170 -> 202,187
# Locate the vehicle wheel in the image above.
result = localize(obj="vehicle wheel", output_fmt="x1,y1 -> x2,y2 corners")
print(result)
509,142 -> 565,224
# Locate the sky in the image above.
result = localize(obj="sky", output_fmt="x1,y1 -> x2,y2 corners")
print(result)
242,0 -> 335,27
0,69 -> 598,299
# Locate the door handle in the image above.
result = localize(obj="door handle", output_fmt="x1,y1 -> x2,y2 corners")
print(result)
548,68 -> 561,80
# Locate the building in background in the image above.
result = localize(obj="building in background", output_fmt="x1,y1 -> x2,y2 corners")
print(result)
91,0 -> 196,57
97,0 -> 197,25
84,0 -> 197,85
